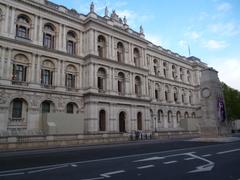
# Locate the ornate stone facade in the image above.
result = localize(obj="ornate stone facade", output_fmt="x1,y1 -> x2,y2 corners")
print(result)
0,0 -> 209,136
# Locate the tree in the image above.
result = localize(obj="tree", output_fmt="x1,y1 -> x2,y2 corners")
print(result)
222,83 -> 240,120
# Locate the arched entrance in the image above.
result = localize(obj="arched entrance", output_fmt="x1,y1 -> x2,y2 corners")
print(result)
119,111 -> 126,132
137,112 -> 142,130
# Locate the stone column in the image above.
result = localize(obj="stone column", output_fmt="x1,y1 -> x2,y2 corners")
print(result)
4,6 -> 10,35
61,60 -> 65,87
59,24 -> 63,51
0,47 -> 5,78
89,64 -> 94,88
88,30 -> 94,55
57,60 -> 61,87
6,48 -> 12,80
108,36 -> 112,59
168,63 -> 173,80
10,7 -> 15,38
38,17 -> 43,45
79,32 -> 83,56
33,15 -> 38,44
36,55 -> 41,84
31,54 -> 36,83
63,25 -> 66,51
129,44 -> 132,65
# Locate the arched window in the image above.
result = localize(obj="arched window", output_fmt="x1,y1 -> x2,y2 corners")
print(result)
153,59 -> 158,75
65,64 -> 77,90
11,98 -> 28,121
118,72 -> 125,95
180,68 -> 184,81
97,68 -> 106,93
137,112 -> 142,130
176,111 -> 181,124
16,15 -> 31,39
158,110 -> 164,123
12,54 -> 29,84
41,60 -> 55,88
66,31 -> 77,55
43,23 -> 56,49
163,62 -> 167,78
119,111 -> 126,132
168,111 -> 173,123
135,76 -> 141,97
133,48 -> 140,67
117,42 -> 124,62
97,35 -> 106,58
66,102 -> 78,114
99,110 -> 106,131
41,100 -> 54,113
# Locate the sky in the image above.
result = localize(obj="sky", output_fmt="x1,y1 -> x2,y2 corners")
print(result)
51,0 -> 240,91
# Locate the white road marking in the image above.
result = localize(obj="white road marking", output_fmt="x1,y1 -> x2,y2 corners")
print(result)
0,172 -> 25,177
187,153 -> 215,173
100,170 -> 125,178
163,161 -> 177,164
216,148 -> 240,155
184,157 -> 195,160
202,154 -> 211,157
137,165 -> 155,169
2,141 -> 238,177
134,156 -> 165,162
28,165 -> 68,174
71,164 -> 78,167
81,177 -> 104,180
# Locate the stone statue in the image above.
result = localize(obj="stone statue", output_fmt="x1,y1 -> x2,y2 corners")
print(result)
90,2 -> 94,13
140,25 -> 144,34
105,6 -> 109,17
123,16 -> 127,24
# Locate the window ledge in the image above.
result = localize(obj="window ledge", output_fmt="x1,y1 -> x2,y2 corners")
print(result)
12,80 -> 29,86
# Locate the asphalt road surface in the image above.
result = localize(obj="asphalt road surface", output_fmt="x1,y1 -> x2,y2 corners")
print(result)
0,139 -> 240,180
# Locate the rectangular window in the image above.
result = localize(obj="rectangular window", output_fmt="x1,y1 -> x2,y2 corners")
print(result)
66,73 -> 75,89
12,100 -> 22,119
67,41 -> 75,54
98,46 -> 103,58
17,26 -> 27,38
41,69 -> 53,86
43,34 -> 54,49
98,77 -> 104,91
118,81 -> 122,94
12,64 -> 27,82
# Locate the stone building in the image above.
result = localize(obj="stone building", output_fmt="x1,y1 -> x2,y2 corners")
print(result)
0,0 -> 209,137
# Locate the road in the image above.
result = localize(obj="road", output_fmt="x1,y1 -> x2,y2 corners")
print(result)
0,139 -> 240,180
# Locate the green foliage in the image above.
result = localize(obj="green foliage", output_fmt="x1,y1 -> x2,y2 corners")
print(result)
223,83 -> 240,120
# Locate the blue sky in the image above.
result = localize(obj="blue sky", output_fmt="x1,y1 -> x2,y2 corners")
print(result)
51,0 -> 240,90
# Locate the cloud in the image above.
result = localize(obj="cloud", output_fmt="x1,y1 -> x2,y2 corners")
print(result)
208,58 -> 240,91
185,31 -> 201,40
209,22 -> 240,36
217,2 -> 232,12
145,34 -> 167,47
203,40 -> 228,50
178,40 -> 188,48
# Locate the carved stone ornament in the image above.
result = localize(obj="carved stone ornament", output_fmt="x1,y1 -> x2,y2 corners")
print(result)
201,88 -> 211,98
